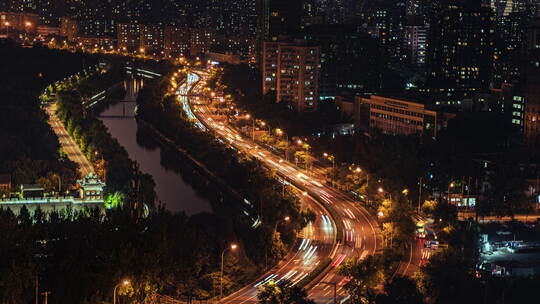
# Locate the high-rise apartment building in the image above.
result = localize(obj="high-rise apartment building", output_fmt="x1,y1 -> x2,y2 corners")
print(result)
303,24 -> 382,99
405,22 -> 429,66
491,0 -> 514,17
164,26 -> 190,57
258,0 -> 302,41
492,12 -> 527,87
140,24 -> 164,55
523,70 -> 540,147
262,40 -> 320,112
189,28 -> 215,56
6,0 -> 59,26
526,17 -> 540,52
117,22 -> 141,52
427,2 -> 495,91
60,17 -> 78,42
364,2 -> 407,65
406,0 -> 424,16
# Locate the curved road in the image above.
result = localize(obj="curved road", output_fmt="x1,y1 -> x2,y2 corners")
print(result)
174,70 -> 383,303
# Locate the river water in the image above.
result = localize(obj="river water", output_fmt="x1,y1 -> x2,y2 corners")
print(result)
98,78 -> 212,215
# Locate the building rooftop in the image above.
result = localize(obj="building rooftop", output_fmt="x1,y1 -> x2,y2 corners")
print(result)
20,184 -> 44,192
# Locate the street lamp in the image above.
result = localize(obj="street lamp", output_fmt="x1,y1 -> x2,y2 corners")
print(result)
378,187 -> 394,202
296,140 -> 310,171
242,114 -> 255,140
260,121 -> 270,134
24,21 -> 32,40
4,22 -> 10,37
448,182 -> 455,204
276,128 -> 288,160
353,167 -> 370,193
273,216 -> 290,232
113,279 -> 130,304
55,175 -> 61,196
324,153 -> 336,183
220,243 -> 238,299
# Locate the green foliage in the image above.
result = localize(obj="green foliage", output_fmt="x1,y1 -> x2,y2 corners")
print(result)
104,191 -> 124,209
216,63 -> 342,136
414,249 -> 480,304
0,206 -> 255,304
257,280 -> 315,304
376,277 -> 423,304
338,255 -> 386,304
53,64 -> 156,206
0,42 -> 86,187
136,72 -> 304,262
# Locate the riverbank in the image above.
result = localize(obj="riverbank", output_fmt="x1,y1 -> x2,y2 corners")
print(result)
50,62 -> 157,208
136,117 -> 256,220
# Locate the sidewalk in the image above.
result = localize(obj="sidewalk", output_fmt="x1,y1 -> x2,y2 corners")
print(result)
46,103 -> 95,177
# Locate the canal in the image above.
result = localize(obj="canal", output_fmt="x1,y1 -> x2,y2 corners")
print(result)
98,78 -> 212,215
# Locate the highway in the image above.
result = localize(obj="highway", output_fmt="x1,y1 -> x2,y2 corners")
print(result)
175,70 -> 383,303
46,103 -> 95,177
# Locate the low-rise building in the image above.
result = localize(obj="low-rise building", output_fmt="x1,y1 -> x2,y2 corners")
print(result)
77,173 -> 105,201
37,26 -> 59,37
206,51 -> 242,65
20,184 -> 44,198
0,174 -> 11,193
355,95 -> 453,138
335,96 -> 355,119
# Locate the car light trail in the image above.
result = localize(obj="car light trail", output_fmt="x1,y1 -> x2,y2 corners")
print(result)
254,274 -> 278,287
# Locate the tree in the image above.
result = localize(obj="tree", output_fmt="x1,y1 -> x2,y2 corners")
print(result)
258,280 -> 315,304
414,250 -> 481,304
338,255 -> 385,303
376,277 -> 423,304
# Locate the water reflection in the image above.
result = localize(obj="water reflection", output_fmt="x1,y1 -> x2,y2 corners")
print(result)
98,78 -> 212,215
